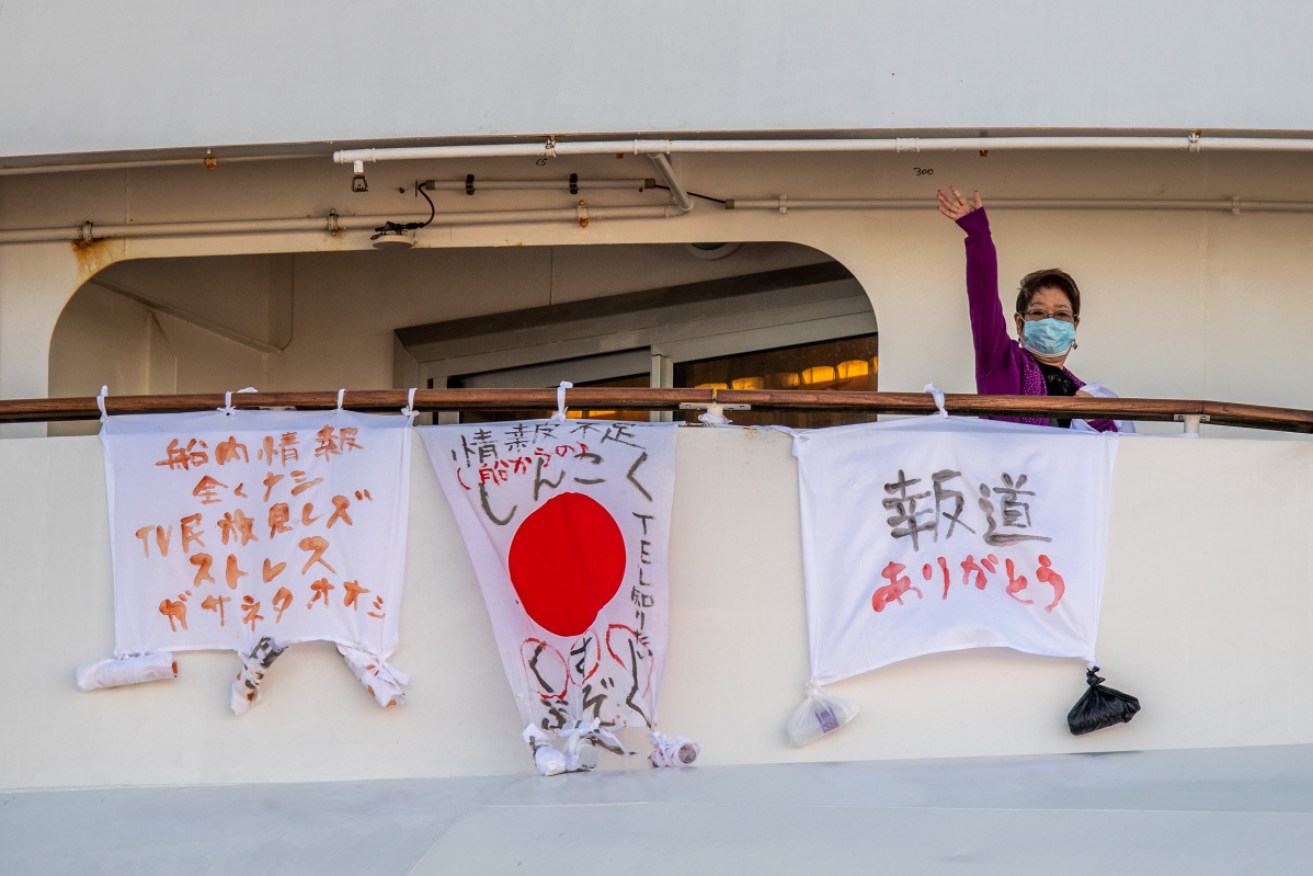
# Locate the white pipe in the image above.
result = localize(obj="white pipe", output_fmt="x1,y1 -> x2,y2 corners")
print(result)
647,153 -> 693,213
334,134 -> 1313,165
0,152 -> 321,177
5,195 -> 1312,246
336,140 -> 675,164
428,179 -> 654,192
724,197 -> 1313,213
10,133 -> 1313,179
1194,138 -> 1313,152
422,205 -> 682,225
0,205 -> 684,245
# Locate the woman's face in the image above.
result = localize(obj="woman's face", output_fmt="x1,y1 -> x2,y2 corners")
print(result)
1013,286 -> 1079,339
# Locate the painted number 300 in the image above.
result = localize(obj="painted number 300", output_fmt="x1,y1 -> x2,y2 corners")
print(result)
914,167 -> 934,176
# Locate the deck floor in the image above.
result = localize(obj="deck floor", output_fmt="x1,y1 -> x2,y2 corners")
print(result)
4,744 -> 1312,875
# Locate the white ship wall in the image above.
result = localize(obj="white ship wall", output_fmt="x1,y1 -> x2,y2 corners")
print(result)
2,426 -> 1310,790
1,1 -> 1310,161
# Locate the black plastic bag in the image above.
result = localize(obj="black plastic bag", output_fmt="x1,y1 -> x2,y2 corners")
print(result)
1067,666 -> 1140,735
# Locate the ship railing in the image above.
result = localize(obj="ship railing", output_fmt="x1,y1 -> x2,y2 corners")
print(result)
0,389 -> 1310,434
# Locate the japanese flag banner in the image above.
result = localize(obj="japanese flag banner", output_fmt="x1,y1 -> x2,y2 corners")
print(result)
418,418 -> 696,774
89,406 -> 414,712
789,415 -> 1117,742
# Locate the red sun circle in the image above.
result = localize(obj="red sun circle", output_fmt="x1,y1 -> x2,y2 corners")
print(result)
508,492 -> 627,637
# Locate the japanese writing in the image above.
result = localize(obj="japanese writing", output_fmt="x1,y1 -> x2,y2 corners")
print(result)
873,552 -> 1067,615
884,467 -> 1050,548
436,418 -> 673,733
873,464 -> 1064,617
135,425 -> 386,638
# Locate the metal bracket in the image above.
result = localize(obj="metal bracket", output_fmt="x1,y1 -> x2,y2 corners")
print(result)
1174,413 -> 1210,433
679,402 -> 750,412
680,400 -> 750,424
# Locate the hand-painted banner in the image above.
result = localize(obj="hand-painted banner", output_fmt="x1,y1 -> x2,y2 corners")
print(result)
419,419 -> 678,742
794,416 -> 1117,685
101,409 -> 412,660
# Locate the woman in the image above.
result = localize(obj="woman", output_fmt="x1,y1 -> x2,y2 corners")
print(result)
937,187 -> 1119,432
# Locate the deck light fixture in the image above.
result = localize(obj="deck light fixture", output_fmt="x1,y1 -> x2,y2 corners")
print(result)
351,160 -> 368,193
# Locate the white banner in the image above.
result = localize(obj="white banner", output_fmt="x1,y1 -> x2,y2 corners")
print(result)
101,409 -> 412,660
419,419 -> 678,739
794,416 -> 1117,685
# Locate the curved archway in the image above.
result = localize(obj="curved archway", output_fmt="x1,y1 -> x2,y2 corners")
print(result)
49,240 -> 876,434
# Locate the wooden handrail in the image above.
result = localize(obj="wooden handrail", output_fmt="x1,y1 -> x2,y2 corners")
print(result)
1,389 -> 1311,433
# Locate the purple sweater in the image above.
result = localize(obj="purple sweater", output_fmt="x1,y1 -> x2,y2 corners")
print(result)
956,208 -> 1115,432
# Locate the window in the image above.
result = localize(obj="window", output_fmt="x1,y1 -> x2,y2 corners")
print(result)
398,258 -> 877,425
675,334 -> 877,429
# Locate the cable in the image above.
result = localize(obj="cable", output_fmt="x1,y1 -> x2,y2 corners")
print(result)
651,184 -> 728,206
371,181 -> 437,240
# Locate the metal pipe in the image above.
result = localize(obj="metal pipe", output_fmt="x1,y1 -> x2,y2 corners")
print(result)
10,133 -> 1313,179
427,179 -> 654,192
336,140 -> 675,164
723,197 -> 1313,214
0,205 -> 685,245
8,192 -> 1313,246
647,153 -> 693,213
0,152 -> 322,177
334,134 -> 1313,166
7,194 -> 1313,246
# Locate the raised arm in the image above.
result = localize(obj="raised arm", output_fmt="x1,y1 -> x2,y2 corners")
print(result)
936,186 -> 981,221
937,188 -> 1015,393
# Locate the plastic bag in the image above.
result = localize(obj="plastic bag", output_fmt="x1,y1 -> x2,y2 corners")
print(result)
1067,666 -> 1141,735
786,683 -> 859,747
337,644 -> 408,708
649,730 -> 700,768
230,637 -> 285,715
76,652 -> 177,691
522,725 -> 567,776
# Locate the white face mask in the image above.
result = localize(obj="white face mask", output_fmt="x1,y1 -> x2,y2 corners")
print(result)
1022,318 -> 1076,356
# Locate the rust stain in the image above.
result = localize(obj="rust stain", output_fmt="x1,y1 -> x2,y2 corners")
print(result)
71,236 -> 117,279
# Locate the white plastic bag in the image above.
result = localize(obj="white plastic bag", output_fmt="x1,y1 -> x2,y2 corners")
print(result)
76,652 -> 177,691
649,730 -> 700,768
337,644 -> 408,707
522,724 -> 567,776
229,637 -> 285,715
786,683 -> 859,747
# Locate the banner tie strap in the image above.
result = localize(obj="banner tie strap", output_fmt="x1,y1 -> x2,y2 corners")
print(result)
923,383 -> 948,417
218,387 -> 258,416
552,381 -> 573,421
